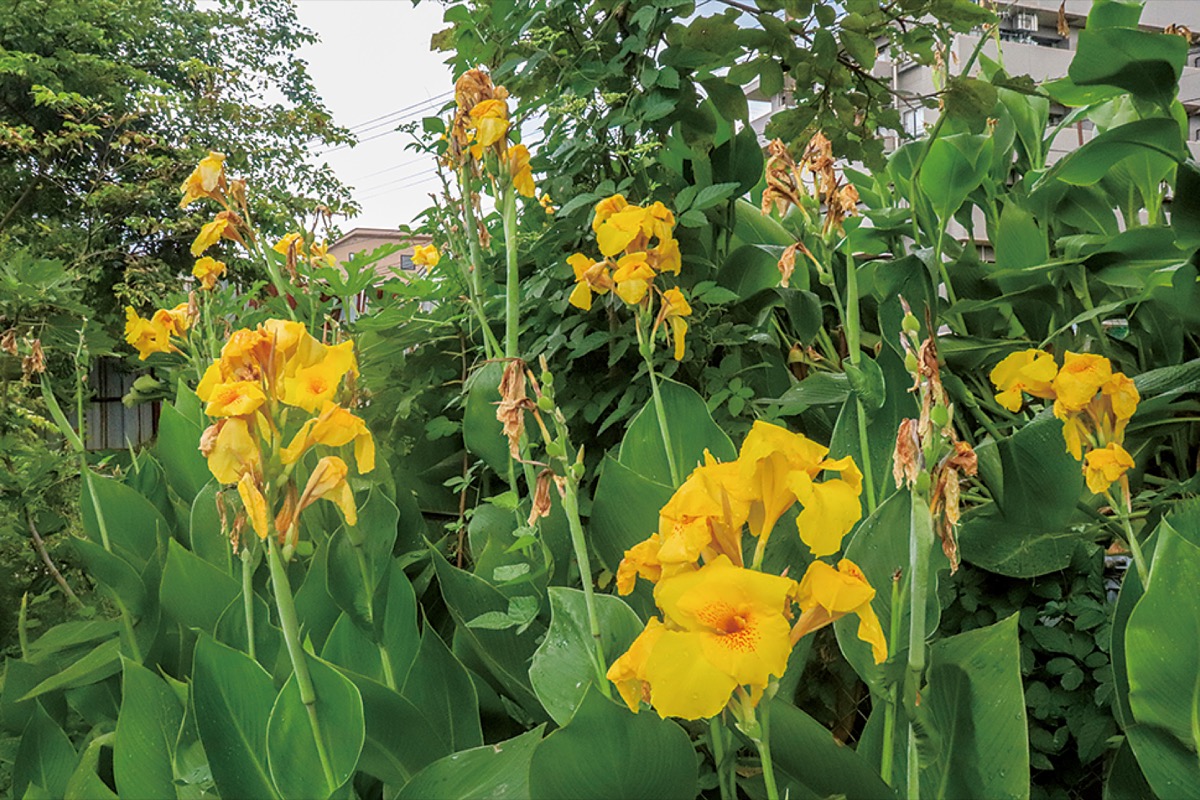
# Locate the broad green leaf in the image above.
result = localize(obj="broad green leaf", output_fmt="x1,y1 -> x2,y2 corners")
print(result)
764,372 -> 850,412
266,653 -> 364,800
917,615 -> 1029,798
19,638 -> 123,702
429,547 -> 546,720
529,588 -> 645,725
156,402 -> 210,503
1070,20 -> 1186,109
339,669 -> 449,786
731,198 -> 795,247
1,659 -> 60,733
64,733 -> 117,800
161,538 -> 241,633
81,471 -> 167,563
1104,736 -> 1153,800
321,614 -> 384,682
113,658 -> 183,800
24,620 -> 120,664
767,699 -> 897,800
1171,161 -> 1200,250
717,244 -> 787,298
829,347 -> 908,508
72,539 -> 146,616
324,489 -> 399,633
1124,723 -> 1200,800
836,492 -> 948,691
918,132 -> 991,221
381,562 -> 421,680
12,702 -> 76,799
994,202 -> 1048,274
618,377 -> 736,487
528,687 -> 697,800
589,454 -> 675,574
190,481 -> 232,573
959,414 -> 1087,577
463,361 -> 511,479
1038,119 -> 1186,189
399,626 -> 483,752
398,726 -> 545,800
1124,527 -> 1200,787
214,586 -> 283,670
293,542 -> 342,654
192,636 -> 280,800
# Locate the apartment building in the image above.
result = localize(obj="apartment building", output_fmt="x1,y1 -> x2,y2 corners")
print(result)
749,1 -> 1200,159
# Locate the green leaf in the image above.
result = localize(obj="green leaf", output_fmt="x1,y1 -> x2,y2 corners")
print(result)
381,562 -> 421,679
618,377 -> 736,487
830,347 -> 909,508
266,653 -> 365,799
717,245 -> 787,298
767,699 -> 897,800
1171,161 -> 1200,251
189,480 -> 232,573
959,414 -> 1087,577
81,472 -> 167,563
836,492 -> 948,691
12,702 -> 76,799
429,547 -> 546,720
1124,527 -> 1200,790
764,372 -> 851,412
397,726 -> 545,800
916,615 -> 1030,797
65,733 -> 117,800
994,202 -> 1049,273
589,454 -> 675,574
161,538 -> 241,633
839,29 -> 877,69
340,670 -> 448,785
156,402 -> 210,503
688,181 -> 741,211
1124,723 -> 1200,800
19,638 -> 123,702
1037,119 -> 1186,189
192,635 -> 280,800
1070,21 -> 1187,109
400,626 -> 483,752
528,687 -> 697,800
113,658 -> 183,800
529,588 -> 645,725
72,538 -> 146,616
919,132 -> 991,221
463,361 -> 512,480
324,490 -> 399,633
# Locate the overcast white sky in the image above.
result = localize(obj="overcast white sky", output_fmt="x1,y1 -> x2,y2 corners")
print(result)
295,1 -> 451,230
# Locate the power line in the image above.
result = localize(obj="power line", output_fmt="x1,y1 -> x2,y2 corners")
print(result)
357,164 -> 438,192
356,170 -> 438,201
351,153 -> 436,182
342,91 -> 452,133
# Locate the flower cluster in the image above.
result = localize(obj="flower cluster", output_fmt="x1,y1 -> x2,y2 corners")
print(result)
990,349 -> 1140,494
761,133 -> 859,236
567,194 -> 690,359
273,232 -> 337,271
124,302 -> 194,360
450,68 -> 536,200
607,421 -> 885,720
196,319 -> 374,550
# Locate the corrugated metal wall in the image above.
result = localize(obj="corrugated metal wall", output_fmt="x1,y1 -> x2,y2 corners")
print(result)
84,359 -> 158,450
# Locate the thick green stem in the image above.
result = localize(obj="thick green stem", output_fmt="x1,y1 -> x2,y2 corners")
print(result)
880,571 -> 904,786
458,166 -> 486,301
349,539 -> 398,690
709,717 -> 735,800
1111,486 -> 1149,586
268,538 -> 338,793
754,702 -> 781,800
241,550 -> 257,661
843,252 -> 878,514
636,316 -> 680,486
501,186 -> 520,358
560,478 -> 611,697
906,486 -> 934,800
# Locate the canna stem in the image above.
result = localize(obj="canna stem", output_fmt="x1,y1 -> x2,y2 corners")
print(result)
906,485 -> 934,800
241,549 -> 257,661
560,477 -> 611,697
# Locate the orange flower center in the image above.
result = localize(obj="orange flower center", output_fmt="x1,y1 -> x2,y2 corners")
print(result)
308,377 -> 328,395
698,602 -> 758,652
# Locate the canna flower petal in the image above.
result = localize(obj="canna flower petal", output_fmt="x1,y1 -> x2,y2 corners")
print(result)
1052,352 -> 1112,418
597,207 -> 648,257
1083,442 -> 1134,495
612,252 -> 655,305
191,216 -> 231,257
152,303 -> 192,337
1061,414 -> 1089,460
790,456 -> 864,557
592,194 -> 629,233
794,558 -> 887,664
203,417 -> 261,484
469,99 -> 509,149
412,244 -> 440,267
1102,372 -> 1139,423
193,256 -> 226,290
297,455 -> 357,526
124,307 -> 172,360
237,473 -> 270,540
205,380 -> 267,418
989,349 -> 1057,412
606,618 -> 667,713
179,151 -> 226,208
508,144 -> 535,198
642,629 -> 739,720
737,421 -> 828,541
280,402 -> 375,474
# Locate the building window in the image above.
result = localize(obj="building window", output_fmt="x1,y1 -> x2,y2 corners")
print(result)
902,108 -> 923,137
85,358 -> 158,450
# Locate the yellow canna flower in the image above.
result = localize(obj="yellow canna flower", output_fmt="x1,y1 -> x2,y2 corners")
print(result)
191,215 -> 233,257
508,144 -> 535,198
205,380 -> 267,418
611,252 -> 655,305
566,253 -> 614,311
280,401 -> 375,474
412,244 -> 440,268
469,98 -> 509,155
152,303 -> 192,337
193,256 -> 226,290
279,338 -> 357,411
592,194 -> 629,233
616,534 -> 666,596
273,232 -> 306,257
1102,372 -> 1139,436
658,287 -> 691,361
641,556 -> 798,719
1052,352 -> 1112,418
202,417 -> 261,484
309,240 -> 337,269
737,421 -> 828,541
179,151 -> 226,208
296,455 -> 357,526
1083,442 -> 1134,495
790,455 -> 863,557
1061,414 -> 1090,460
649,236 -> 681,275
989,349 -> 1057,412
237,472 -> 270,540
607,618 -> 666,713
644,201 -> 676,242
596,206 -> 649,257
124,307 -> 172,360
793,559 -> 887,664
